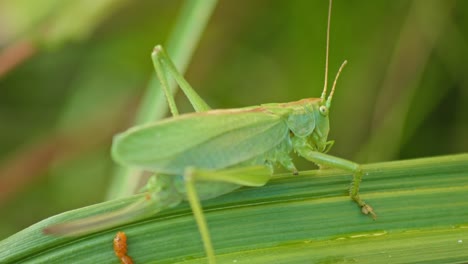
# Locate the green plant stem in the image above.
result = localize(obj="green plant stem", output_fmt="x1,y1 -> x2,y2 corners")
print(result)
106,0 -> 218,199
2,154 -> 468,263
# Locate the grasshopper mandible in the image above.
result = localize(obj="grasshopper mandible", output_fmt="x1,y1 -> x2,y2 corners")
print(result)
45,0 -> 375,263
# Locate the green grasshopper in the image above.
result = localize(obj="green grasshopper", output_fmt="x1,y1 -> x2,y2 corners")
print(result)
45,0 -> 375,263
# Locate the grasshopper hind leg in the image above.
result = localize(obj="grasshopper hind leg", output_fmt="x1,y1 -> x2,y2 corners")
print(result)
151,45 -> 211,116
183,165 -> 272,264
183,171 -> 216,264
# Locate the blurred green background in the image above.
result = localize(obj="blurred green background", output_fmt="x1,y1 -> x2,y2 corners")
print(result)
0,0 -> 466,239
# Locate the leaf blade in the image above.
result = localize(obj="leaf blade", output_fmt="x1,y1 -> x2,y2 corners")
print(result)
1,154 -> 467,263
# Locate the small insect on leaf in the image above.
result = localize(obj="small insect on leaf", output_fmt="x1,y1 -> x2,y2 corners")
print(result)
113,231 -> 134,264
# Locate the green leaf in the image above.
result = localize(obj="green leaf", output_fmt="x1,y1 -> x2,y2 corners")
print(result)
1,154 -> 467,263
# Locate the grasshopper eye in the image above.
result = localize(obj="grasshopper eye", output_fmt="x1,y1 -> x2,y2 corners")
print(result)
319,105 -> 328,116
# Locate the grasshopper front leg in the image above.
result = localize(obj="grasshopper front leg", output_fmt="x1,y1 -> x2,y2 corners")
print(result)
292,137 -> 376,219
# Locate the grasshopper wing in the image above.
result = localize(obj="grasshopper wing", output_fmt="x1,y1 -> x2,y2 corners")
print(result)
112,108 -> 289,174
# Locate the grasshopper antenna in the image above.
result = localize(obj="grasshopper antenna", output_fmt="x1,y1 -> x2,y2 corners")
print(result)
326,60 -> 347,109
320,0 -> 333,102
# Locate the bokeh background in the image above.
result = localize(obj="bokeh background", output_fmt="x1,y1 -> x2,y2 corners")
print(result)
0,0 -> 466,239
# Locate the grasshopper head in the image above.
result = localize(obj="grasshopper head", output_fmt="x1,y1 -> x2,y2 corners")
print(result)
311,103 -> 331,152
314,60 -> 347,152
311,0 -> 344,153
